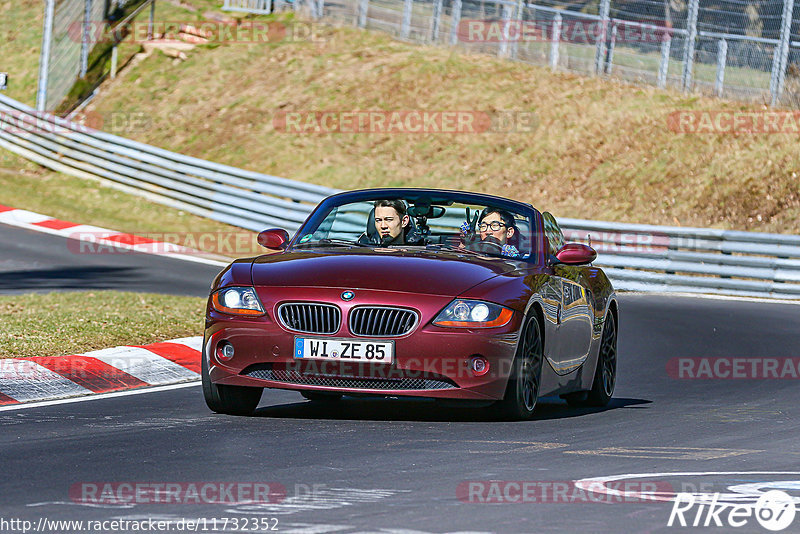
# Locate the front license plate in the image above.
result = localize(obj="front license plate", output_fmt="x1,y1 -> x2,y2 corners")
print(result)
294,337 -> 394,364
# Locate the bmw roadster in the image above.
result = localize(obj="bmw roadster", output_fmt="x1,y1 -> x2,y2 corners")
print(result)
202,188 -> 618,419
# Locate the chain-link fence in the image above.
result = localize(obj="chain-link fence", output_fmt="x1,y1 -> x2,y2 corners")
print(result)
37,0 -> 155,113
261,0 -> 800,106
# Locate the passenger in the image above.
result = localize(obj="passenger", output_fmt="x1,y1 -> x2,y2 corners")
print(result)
462,208 -> 521,258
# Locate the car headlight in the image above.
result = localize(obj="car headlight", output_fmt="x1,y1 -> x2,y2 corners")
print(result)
211,287 -> 265,316
433,299 -> 513,328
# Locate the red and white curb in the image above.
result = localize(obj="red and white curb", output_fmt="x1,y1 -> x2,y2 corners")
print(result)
0,336 -> 203,406
0,204 -> 226,267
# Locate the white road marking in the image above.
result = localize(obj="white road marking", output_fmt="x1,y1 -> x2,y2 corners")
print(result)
575,471 -> 800,505
564,446 -> 762,460
226,488 -> 409,515
0,381 -> 200,412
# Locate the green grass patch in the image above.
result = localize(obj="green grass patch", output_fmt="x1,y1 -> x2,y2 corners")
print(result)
0,291 -> 205,358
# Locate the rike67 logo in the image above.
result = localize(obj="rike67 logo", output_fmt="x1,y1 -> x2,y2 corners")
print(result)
669,490 -> 797,531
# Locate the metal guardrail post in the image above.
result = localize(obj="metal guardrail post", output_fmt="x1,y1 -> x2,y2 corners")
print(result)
550,13 -> 561,70
605,22 -> 617,74
401,0 -> 412,39
657,35 -> 671,88
431,0 -> 443,41
449,0 -> 462,46
80,0 -> 92,78
681,0 -> 699,92
594,0 -> 611,75
715,38 -> 727,97
36,0 -> 56,112
770,0 -> 795,106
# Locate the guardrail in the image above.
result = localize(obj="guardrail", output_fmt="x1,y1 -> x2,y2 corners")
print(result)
1,93 -> 799,299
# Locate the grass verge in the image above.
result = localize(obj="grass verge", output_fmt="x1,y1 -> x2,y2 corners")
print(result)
0,290 -> 205,358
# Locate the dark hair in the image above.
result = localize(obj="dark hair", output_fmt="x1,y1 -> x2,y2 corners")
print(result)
374,199 -> 407,217
479,208 -> 515,229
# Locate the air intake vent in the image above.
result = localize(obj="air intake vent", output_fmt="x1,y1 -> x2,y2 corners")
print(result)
278,303 -> 341,334
349,307 -> 418,337
243,367 -> 456,390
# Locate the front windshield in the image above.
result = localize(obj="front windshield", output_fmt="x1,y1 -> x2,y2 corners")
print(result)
294,194 -> 535,260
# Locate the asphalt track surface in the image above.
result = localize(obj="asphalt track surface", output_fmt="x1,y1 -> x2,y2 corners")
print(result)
0,224 -> 223,295
2,222 -> 800,533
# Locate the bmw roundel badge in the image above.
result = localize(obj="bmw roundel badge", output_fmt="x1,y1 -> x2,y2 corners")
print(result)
341,290 -> 355,301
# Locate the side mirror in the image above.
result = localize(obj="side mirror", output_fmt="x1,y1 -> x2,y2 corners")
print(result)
554,243 -> 597,265
257,228 -> 290,250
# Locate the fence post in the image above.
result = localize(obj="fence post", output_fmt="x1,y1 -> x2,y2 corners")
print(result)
449,0 -> 462,45
111,43 -> 118,79
509,0 -> 524,59
550,12 -> 562,70
657,34 -> 671,88
80,0 -> 92,78
499,4 -> 513,57
36,0 -> 56,112
359,0 -> 369,27
715,38 -> 727,97
594,0 -> 611,75
316,0 -> 325,19
681,0 -> 699,92
605,21 -> 617,74
431,0 -> 442,41
401,0 -> 412,38
770,0 -> 795,106
148,0 -> 155,40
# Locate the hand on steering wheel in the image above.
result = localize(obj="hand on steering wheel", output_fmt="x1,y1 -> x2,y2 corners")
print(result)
468,235 -> 504,254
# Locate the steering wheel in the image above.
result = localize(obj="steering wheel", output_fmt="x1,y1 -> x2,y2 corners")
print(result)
468,235 -> 504,255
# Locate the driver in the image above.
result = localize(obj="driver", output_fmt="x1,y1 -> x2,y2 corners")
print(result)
462,208 -> 521,258
358,199 -> 413,246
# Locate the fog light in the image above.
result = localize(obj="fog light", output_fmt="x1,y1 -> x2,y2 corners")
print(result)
216,341 -> 235,361
470,356 -> 490,376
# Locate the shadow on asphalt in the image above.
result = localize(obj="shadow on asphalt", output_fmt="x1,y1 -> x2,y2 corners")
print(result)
252,396 -> 651,422
0,266 -> 138,292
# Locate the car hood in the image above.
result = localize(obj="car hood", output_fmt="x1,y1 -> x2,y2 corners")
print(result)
251,249 -> 524,296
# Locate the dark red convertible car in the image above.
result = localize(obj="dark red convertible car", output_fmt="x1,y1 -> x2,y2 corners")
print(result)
202,188 -> 618,419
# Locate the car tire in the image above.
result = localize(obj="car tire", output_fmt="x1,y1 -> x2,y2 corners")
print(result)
301,391 -> 343,402
201,352 -> 262,416
493,312 -> 543,420
562,311 -> 617,408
